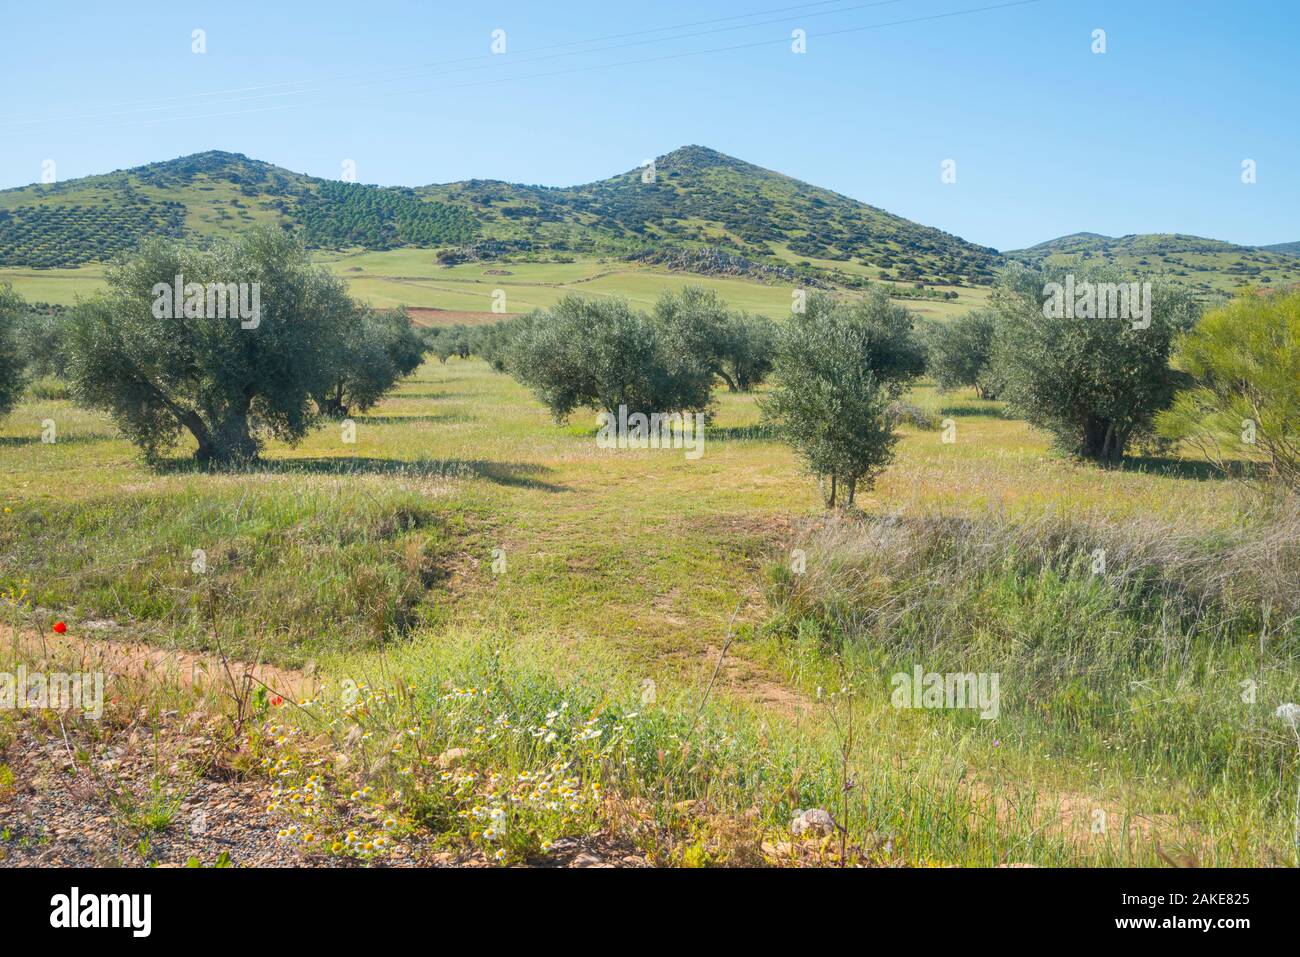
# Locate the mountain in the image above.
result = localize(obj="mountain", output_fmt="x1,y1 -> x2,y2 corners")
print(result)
0,151 -> 474,269
1005,232 -> 1300,295
1259,240 -> 1300,256
417,146 -> 1000,283
8,148 -> 1293,294
0,146 -> 999,284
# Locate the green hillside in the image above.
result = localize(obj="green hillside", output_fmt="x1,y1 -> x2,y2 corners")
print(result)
0,151 -> 474,269
1005,232 -> 1300,295
6,149 -> 1297,297
1260,240 -> 1300,256
0,146 -> 999,285
418,145 -> 1001,285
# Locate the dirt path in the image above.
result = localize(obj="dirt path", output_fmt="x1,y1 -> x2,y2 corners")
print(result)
2,622 -> 317,702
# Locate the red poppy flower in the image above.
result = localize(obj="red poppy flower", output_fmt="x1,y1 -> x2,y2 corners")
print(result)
52,621 -> 67,634
271,695 -> 284,707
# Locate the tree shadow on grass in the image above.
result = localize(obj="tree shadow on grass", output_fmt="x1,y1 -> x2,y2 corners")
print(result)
352,414 -> 470,426
391,391 -> 475,400
1117,455 -> 1252,482
575,423 -> 776,442
0,434 -> 114,447
158,455 -> 569,492
707,423 -> 777,442
938,405 -> 1010,418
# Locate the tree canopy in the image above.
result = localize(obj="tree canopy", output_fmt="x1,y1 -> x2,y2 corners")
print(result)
68,226 -> 359,465
1157,288 -> 1300,488
0,283 -> 27,418
992,264 -> 1197,465
762,289 -> 926,506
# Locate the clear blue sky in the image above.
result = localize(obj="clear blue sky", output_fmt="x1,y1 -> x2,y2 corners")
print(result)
1,0 -> 1296,250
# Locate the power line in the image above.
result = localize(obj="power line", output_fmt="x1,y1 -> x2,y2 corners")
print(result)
10,0 -> 1049,138
0,0 -> 883,125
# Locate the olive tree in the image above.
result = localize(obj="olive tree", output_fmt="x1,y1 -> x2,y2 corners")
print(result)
993,264 -> 1197,465
0,283 -> 26,417
473,316 -> 529,373
762,289 -> 926,507
653,286 -> 776,392
316,307 -> 426,417
68,227 -> 356,466
720,312 -> 778,391
927,308 -> 1003,399
507,295 -> 714,421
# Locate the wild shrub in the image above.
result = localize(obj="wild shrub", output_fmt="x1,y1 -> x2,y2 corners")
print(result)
1157,288 -> 1300,489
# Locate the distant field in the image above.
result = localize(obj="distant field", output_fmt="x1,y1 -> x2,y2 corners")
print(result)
315,249 -> 839,317
0,264 -> 107,305
2,249 -> 994,319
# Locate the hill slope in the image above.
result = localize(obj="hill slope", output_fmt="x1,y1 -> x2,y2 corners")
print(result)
0,146 -> 999,284
1005,232 -> 1300,295
0,151 -> 475,268
1260,240 -> 1300,256
418,146 -> 1000,283
8,149 -> 1296,294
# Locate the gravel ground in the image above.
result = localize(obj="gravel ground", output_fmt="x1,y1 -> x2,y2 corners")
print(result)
0,718 -> 646,868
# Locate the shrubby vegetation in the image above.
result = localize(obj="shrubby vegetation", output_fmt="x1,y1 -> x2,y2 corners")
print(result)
991,264 -> 1197,465
1158,287 -> 1300,488
762,289 -> 926,507
504,295 -> 715,422
68,227 -> 365,465
767,500 -> 1300,864
316,307 -> 427,417
0,282 -> 27,417
926,308 -> 1003,399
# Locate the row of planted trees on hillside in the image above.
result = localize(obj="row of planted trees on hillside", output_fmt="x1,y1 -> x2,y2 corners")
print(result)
0,226 -> 427,466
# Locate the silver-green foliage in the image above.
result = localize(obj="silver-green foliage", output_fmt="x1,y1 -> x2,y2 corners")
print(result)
68,226 -> 357,466
762,288 -> 926,506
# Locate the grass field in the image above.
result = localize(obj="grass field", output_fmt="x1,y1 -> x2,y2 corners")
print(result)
4,347 -> 1296,866
0,251 -> 992,320
0,264 -> 107,305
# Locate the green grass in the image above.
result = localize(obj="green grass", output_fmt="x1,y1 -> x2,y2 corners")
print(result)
2,356 -> 1294,865
5,253 -> 994,319
0,264 -> 107,305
